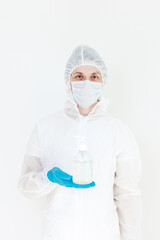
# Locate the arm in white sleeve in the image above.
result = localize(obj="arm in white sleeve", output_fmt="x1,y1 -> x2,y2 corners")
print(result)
17,123 -> 57,199
113,123 -> 142,240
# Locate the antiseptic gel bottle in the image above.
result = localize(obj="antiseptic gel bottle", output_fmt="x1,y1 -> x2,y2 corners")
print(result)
72,136 -> 93,184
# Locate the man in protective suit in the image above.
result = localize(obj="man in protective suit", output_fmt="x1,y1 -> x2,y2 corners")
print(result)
18,44 -> 142,240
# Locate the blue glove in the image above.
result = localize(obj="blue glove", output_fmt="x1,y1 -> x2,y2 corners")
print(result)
47,167 -> 96,188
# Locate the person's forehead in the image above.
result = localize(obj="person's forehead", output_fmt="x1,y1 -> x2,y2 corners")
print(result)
72,65 -> 101,75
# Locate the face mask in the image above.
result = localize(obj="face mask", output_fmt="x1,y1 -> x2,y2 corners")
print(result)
71,80 -> 102,109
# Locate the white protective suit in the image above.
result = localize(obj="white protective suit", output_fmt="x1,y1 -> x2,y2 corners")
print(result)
17,44 -> 142,240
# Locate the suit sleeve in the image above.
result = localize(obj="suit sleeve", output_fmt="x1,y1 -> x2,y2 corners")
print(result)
17,123 -> 57,199
113,122 -> 142,240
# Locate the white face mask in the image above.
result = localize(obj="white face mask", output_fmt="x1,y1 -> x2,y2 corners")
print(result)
71,80 -> 102,109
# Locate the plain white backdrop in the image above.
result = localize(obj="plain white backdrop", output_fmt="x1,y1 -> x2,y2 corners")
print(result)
0,0 -> 159,239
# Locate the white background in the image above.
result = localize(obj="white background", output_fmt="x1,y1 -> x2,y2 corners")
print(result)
0,0 -> 159,239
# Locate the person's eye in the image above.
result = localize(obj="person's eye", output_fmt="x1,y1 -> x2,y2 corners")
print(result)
92,75 -> 98,79
76,75 -> 83,79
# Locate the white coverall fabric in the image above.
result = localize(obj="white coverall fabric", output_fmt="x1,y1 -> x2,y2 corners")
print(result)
17,86 -> 142,240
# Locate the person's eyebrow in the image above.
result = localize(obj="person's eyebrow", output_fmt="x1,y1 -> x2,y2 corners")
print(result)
92,72 -> 101,75
73,72 -> 83,75
73,71 -> 101,75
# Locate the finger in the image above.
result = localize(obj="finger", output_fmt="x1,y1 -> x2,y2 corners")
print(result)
55,169 -> 72,180
90,181 -> 96,187
72,181 -> 96,188
56,177 -> 73,187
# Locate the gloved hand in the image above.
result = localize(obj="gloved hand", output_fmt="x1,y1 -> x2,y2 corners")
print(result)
47,167 -> 96,188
